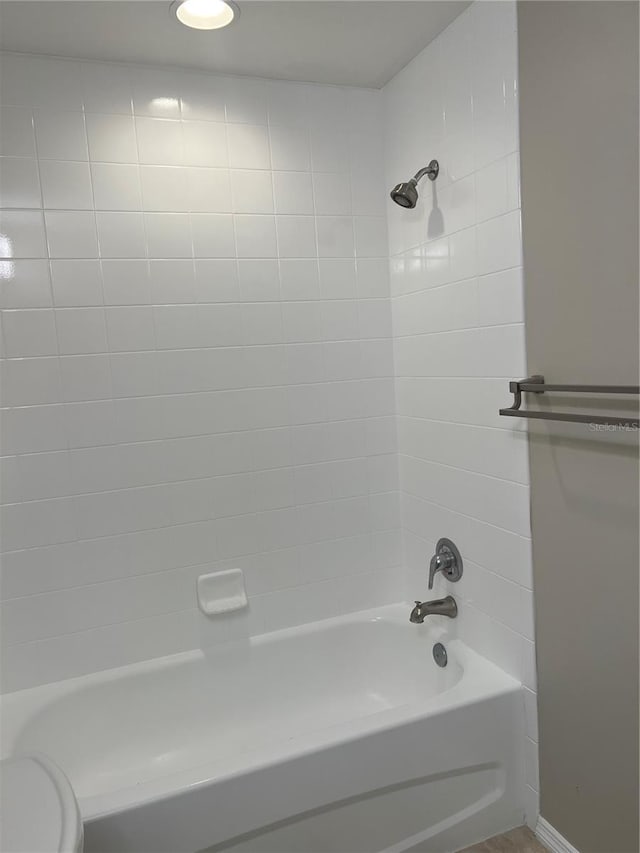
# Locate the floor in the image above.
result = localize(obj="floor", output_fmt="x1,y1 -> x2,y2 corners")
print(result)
459,826 -> 548,852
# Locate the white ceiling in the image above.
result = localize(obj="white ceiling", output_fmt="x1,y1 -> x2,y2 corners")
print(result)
0,1 -> 469,88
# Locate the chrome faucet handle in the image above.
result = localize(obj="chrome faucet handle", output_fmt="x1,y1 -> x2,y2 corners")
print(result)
428,553 -> 450,589
427,539 -> 463,590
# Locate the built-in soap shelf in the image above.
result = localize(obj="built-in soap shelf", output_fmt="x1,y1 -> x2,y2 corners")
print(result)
197,569 -> 248,616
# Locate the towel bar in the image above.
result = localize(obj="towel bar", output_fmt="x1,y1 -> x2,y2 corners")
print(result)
499,375 -> 640,427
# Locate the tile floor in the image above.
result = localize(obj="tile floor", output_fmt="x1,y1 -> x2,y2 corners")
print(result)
459,826 -> 547,853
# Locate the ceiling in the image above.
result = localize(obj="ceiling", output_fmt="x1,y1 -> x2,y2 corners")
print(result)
0,1 -> 469,88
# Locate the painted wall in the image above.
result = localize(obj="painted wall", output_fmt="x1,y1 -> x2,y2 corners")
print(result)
382,0 -> 537,825
517,2 -> 639,850
0,53 -> 402,692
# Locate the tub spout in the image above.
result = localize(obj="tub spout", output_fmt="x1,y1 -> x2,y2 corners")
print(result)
409,596 -> 458,624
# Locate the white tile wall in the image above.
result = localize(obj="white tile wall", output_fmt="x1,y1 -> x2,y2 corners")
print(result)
0,52 -> 401,692
382,0 -> 538,826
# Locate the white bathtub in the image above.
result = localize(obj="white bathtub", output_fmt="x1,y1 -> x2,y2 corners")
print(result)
0,604 -> 526,853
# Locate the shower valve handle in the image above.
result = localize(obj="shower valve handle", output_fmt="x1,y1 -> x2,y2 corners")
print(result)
428,539 -> 463,590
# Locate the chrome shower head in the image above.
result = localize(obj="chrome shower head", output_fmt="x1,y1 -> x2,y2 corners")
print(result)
390,159 -> 439,209
390,180 -> 419,209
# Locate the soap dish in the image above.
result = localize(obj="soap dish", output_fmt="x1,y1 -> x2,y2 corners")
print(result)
197,569 -> 248,616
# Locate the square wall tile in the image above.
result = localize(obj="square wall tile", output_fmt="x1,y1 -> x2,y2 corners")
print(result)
131,69 -> 182,118
187,168 -> 231,213
227,124 -> 271,170
476,156 -> 510,223
317,217 -> 354,258
45,211 -> 99,258
97,212 -> 146,258
1,356 -> 61,406
273,171 -> 314,215
40,161 -> 93,210
145,213 -> 192,258
310,126 -> 349,172
269,125 -> 310,172
0,210 -> 47,258
110,351 -> 159,397
60,354 -> 113,402
180,74 -> 227,123
182,121 -> 228,167
279,259 -> 320,301
1,497 -> 77,552
282,302 -> 322,343
477,267 -> 524,326
238,259 -> 280,301
86,113 -> 138,163
313,172 -> 352,216
0,157 -> 41,208
81,62 -> 133,115
55,307 -> 108,355
231,170 -> 274,214
50,260 -> 104,307
194,259 -> 239,301
135,117 -> 184,165
149,259 -> 197,304
1,403 -> 69,455
34,110 -> 88,160
354,217 -> 388,258
243,303 -> 283,345
319,259 -> 357,300
191,214 -> 235,258
0,106 -> 36,157
276,216 -> 317,258
2,308 -> 58,357
235,215 -> 277,258
92,164 -> 142,211
0,259 -> 51,308
226,78 -> 269,125
140,166 -> 188,212
101,259 -> 150,305
356,258 -> 389,298
106,306 -> 156,352
266,80 -> 309,126
476,209 -> 522,275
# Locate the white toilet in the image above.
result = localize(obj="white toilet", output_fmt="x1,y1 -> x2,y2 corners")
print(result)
0,754 -> 84,853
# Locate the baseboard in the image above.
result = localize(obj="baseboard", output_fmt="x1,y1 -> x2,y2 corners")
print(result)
535,817 -> 580,853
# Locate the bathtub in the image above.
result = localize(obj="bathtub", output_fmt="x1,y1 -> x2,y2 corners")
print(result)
0,604 -> 525,853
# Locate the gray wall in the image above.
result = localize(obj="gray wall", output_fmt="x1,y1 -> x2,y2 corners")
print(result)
517,3 -> 639,851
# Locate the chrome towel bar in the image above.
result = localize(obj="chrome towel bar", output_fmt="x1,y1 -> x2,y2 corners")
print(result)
499,375 -> 640,427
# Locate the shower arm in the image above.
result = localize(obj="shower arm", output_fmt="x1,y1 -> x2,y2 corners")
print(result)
412,160 -> 440,183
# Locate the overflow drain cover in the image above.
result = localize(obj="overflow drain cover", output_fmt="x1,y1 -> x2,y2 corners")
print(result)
433,643 -> 448,668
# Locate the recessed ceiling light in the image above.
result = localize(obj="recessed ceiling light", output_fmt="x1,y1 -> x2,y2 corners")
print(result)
171,0 -> 239,30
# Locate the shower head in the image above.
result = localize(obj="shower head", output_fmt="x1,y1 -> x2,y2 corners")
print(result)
390,180 -> 419,208
390,159 -> 439,209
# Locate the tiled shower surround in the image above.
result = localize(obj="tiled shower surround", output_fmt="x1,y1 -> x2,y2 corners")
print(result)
0,4 -> 536,815
0,54 -> 401,690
